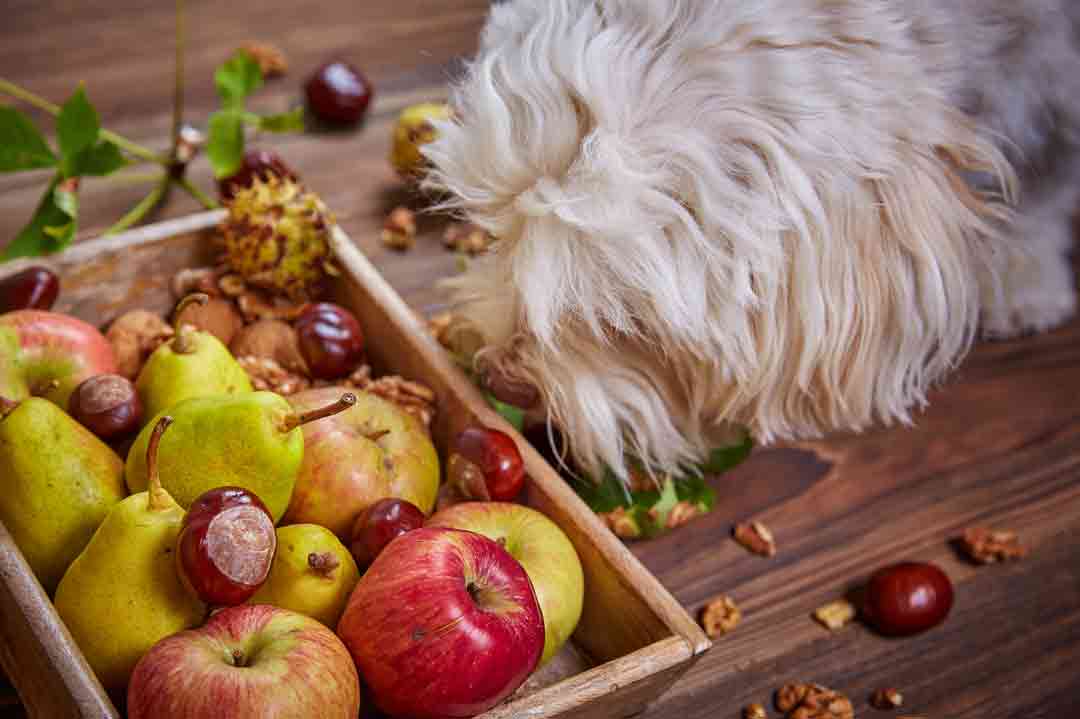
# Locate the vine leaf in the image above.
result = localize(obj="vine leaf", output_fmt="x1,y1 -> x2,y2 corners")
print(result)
0,105 -> 57,172
1,176 -> 73,259
214,51 -> 263,110
206,110 -> 244,179
57,86 -> 100,177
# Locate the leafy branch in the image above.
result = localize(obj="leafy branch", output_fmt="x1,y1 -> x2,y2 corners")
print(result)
0,0 -> 302,261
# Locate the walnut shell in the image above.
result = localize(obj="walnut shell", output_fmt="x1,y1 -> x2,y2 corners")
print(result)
173,297 -> 244,346
105,310 -> 174,380
230,319 -> 309,375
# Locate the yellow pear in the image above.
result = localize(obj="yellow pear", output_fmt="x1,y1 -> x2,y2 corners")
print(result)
54,417 -> 206,691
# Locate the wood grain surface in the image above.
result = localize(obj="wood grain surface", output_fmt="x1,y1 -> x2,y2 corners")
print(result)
3,1 -> 1080,718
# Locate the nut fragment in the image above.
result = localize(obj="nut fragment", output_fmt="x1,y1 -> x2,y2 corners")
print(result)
813,599 -> 856,631
237,356 -> 311,396
236,290 -> 309,323
744,704 -> 768,719
106,310 -> 174,380
869,688 -> 903,710
734,521 -> 776,557
363,374 -> 436,428
174,296 -> 244,346
699,595 -> 741,638
218,273 -> 247,298
776,684 -> 853,719
381,206 -> 417,251
240,42 -> 288,77
170,266 -> 222,300
661,501 -> 701,530
959,527 -> 1027,564
599,506 -> 641,539
231,320 -> 309,375
443,222 -> 495,255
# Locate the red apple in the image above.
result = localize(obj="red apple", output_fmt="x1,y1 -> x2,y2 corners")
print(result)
128,604 -> 360,719
337,527 -> 544,718
0,309 -> 117,407
429,502 -> 584,664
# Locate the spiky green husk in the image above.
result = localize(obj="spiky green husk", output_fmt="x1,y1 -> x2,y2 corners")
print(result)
220,175 -> 335,301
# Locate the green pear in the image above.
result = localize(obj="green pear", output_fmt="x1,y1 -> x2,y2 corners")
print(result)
125,391 -> 356,523
135,293 -> 252,423
0,395 -> 125,593
55,417 -> 206,691
249,524 -> 360,628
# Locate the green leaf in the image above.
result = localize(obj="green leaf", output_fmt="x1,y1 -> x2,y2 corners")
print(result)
697,431 -> 753,474
254,108 -> 304,133
483,392 -> 525,432
572,468 -> 631,514
68,140 -> 127,177
1,176 -> 74,259
0,105 -> 57,172
57,86 -> 100,176
673,474 -> 717,512
206,110 -> 245,179
215,52 -> 263,110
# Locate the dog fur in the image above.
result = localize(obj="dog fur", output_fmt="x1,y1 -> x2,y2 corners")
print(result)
423,0 -> 1080,481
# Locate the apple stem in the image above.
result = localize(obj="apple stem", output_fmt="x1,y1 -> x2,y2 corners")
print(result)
307,551 -> 340,578
282,393 -> 356,433
30,378 -> 60,397
171,292 -> 209,354
146,415 -> 175,511
0,396 -> 18,419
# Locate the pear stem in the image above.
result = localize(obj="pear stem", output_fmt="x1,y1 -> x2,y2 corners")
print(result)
172,292 -> 209,354
0,397 -> 18,419
282,393 -> 356,433
307,552 -> 340,578
146,416 -> 175,511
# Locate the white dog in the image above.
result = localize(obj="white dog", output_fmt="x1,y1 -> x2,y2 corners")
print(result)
423,0 -> 1080,482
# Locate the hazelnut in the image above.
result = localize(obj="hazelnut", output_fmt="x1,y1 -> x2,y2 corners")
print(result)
174,296 -> 244,346
230,320 -> 309,375
105,310 -> 174,380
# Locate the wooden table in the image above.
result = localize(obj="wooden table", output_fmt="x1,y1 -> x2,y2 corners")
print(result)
3,2 -> 1079,717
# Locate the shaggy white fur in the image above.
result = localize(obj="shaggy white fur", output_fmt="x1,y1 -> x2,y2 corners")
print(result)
424,0 -> 1079,481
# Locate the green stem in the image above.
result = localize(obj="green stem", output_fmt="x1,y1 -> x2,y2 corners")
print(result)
104,178 -> 170,235
176,176 -> 219,209
0,77 -> 167,165
106,170 -> 166,186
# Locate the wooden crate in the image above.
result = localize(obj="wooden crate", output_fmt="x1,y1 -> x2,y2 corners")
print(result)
0,211 -> 710,719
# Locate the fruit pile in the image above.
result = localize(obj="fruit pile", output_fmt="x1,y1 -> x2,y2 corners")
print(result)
0,181 -> 585,718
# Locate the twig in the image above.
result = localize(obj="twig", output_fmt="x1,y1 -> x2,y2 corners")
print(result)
176,175 -> 219,210
0,77 -> 166,165
104,177 -> 170,235
171,0 -> 186,161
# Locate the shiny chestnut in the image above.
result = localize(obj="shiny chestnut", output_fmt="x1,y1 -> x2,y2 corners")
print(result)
304,61 -> 373,125
449,427 -> 526,502
295,302 -> 365,379
68,374 -> 143,440
0,266 -> 59,312
862,561 -> 954,636
350,498 -> 426,568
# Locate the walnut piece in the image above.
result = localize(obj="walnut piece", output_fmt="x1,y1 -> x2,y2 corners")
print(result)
240,42 -> 288,77
700,595 -> 741,638
106,310 -> 174,380
813,599 -> 856,631
237,356 -> 311,396
443,222 -> 495,255
869,688 -> 903,710
599,506 -> 641,539
744,704 -> 768,719
363,374 -> 437,428
659,500 -> 701,530
382,206 -> 417,251
776,684 -> 853,719
236,290 -> 309,323
734,521 -> 776,557
959,527 -> 1028,564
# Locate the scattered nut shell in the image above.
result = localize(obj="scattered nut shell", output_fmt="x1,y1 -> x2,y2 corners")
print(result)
870,688 -> 903,710
599,506 -> 641,539
744,704 -> 768,719
238,355 -> 311,396
236,290 -> 309,323
240,42 -> 288,77
959,527 -> 1027,564
813,599 -> 856,631
443,222 -> 495,255
776,683 -> 853,719
105,310 -> 175,380
230,320 -> 309,375
734,521 -> 776,557
700,595 -> 741,638
382,206 -> 417,251
174,296 -> 244,346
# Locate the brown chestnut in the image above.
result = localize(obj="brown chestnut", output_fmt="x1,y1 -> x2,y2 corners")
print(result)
68,374 -> 143,440
862,561 -> 954,636
0,266 -> 59,312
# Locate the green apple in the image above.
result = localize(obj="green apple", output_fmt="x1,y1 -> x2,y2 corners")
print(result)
428,502 -> 584,663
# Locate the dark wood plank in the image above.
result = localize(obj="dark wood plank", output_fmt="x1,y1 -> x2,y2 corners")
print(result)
3,1 -> 1080,717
